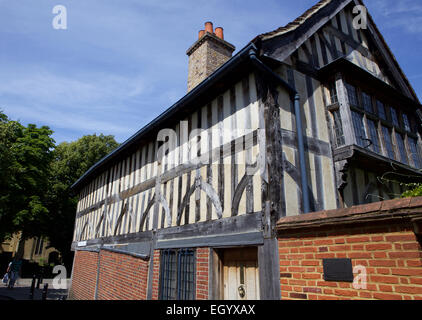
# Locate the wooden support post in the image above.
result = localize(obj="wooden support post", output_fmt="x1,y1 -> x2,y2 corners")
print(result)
255,70 -> 285,228
258,238 -> 281,300
146,235 -> 156,300
255,71 -> 283,300
94,249 -> 101,300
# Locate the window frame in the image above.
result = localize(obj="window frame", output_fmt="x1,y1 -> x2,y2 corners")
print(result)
361,91 -> 374,114
366,118 -> 381,154
381,125 -> 395,160
329,82 -> 338,105
376,100 -> 387,121
403,114 -> 411,132
390,106 -> 400,128
394,132 -> 409,165
332,109 -> 346,147
330,78 -> 422,169
346,83 -> 359,108
408,137 -> 422,169
159,249 -> 196,300
351,110 -> 369,148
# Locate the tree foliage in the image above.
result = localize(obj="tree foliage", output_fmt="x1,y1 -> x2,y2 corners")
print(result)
0,111 -> 55,244
0,110 -> 119,266
45,134 -> 119,267
402,183 -> 422,198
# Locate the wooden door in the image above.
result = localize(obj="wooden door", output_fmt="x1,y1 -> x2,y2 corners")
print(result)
222,248 -> 259,300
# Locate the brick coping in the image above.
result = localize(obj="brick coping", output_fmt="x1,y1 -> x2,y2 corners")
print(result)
277,197 -> 422,231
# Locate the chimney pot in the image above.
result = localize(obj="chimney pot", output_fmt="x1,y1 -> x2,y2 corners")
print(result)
187,22 -> 235,92
215,27 -> 224,40
205,21 -> 214,34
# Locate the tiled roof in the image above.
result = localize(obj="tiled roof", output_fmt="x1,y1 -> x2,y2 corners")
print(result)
255,0 -> 332,41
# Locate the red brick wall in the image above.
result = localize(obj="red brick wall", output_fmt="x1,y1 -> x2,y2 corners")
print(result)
278,222 -> 422,300
69,250 -> 99,300
69,249 -> 149,300
151,248 -> 210,300
196,248 -> 210,300
97,250 -> 149,300
70,247 -> 211,300
151,250 -> 161,300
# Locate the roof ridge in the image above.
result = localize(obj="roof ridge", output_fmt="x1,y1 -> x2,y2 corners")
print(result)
258,0 -> 332,40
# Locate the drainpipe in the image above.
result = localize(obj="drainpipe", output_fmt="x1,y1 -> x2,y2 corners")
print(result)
248,48 -> 311,213
293,94 -> 311,214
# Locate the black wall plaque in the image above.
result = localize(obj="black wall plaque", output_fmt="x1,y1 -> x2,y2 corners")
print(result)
322,258 -> 354,282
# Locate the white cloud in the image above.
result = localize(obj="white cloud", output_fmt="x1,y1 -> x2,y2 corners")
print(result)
0,68 -> 151,108
0,0 -> 379,143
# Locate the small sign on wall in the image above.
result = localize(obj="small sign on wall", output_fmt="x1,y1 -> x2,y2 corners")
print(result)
77,241 -> 87,247
323,258 -> 354,282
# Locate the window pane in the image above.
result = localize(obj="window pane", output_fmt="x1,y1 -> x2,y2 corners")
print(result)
177,249 -> 195,300
382,126 -> 395,159
330,83 -> 338,104
403,114 -> 411,131
332,110 -> 345,147
362,92 -> 373,114
346,84 -> 359,107
352,111 -> 367,147
408,137 -> 422,169
161,249 -> 197,301
377,101 -> 386,120
160,250 -> 178,300
395,133 -> 408,164
367,119 -> 380,153
390,107 -> 399,127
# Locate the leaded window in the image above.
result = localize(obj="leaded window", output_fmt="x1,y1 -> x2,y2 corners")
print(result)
333,110 -> 345,147
160,249 -> 196,300
377,100 -> 386,120
395,133 -> 408,164
330,83 -> 338,105
403,114 -> 411,132
362,92 -> 373,114
367,119 -> 380,153
343,83 -> 420,168
382,126 -> 395,159
346,84 -> 359,107
408,137 -> 422,169
160,250 -> 177,300
390,107 -> 399,127
352,111 -> 367,147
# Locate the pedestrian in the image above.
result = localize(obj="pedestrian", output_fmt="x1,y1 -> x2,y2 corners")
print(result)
2,267 -> 9,286
7,258 -> 22,289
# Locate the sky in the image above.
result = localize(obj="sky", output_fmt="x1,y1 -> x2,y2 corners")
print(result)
1,0 -> 421,144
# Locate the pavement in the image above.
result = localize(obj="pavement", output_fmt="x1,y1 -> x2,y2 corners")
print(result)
0,278 -> 70,301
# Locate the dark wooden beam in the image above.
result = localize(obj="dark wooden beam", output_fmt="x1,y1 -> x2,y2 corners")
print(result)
258,238 -> 281,300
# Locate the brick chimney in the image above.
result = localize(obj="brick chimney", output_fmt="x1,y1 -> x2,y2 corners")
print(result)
187,22 -> 236,92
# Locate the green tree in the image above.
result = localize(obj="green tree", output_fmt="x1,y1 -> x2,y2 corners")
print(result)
1,111 -> 119,269
45,134 -> 119,268
402,183 -> 422,198
0,111 -> 22,240
0,111 -> 55,257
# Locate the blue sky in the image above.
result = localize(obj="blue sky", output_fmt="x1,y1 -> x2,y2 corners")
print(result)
1,0 -> 421,144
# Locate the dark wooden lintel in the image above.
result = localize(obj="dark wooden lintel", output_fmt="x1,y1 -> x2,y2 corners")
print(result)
72,213 -> 262,250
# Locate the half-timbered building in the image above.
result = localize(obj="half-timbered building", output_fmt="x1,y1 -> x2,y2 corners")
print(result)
68,0 -> 422,300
